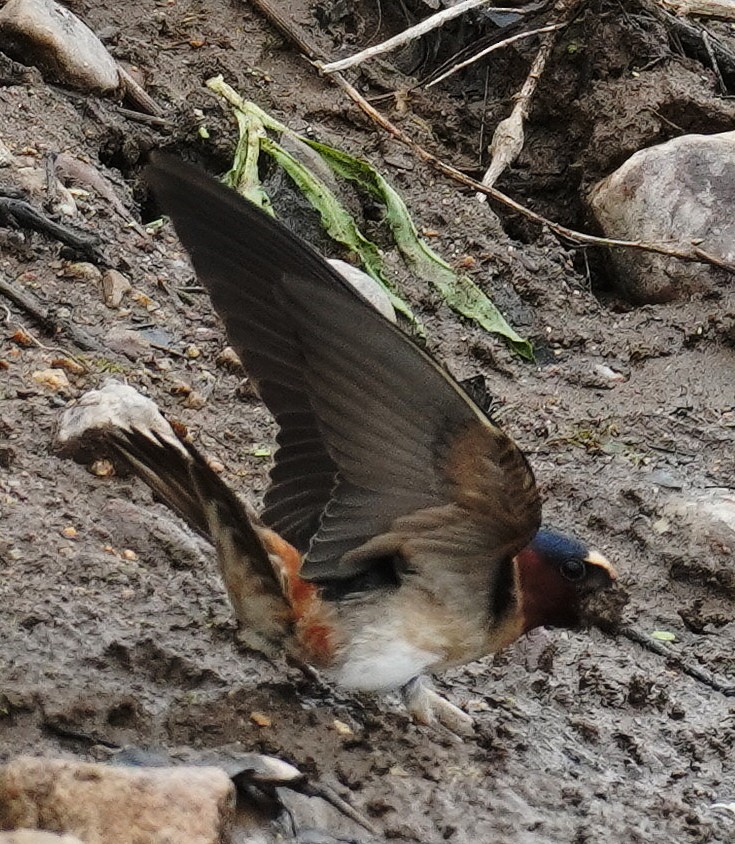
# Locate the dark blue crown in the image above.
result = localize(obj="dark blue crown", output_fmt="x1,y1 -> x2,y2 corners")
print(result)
530,528 -> 588,560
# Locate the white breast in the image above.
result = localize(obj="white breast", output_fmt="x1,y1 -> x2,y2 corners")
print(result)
334,621 -> 442,692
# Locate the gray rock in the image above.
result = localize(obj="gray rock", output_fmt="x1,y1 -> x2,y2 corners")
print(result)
0,0 -> 120,93
588,131 -> 735,303
104,327 -> 153,360
648,469 -> 685,490
663,488 -> 735,547
0,757 -> 234,844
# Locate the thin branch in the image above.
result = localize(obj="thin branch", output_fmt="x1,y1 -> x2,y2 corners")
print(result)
244,0 -> 735,275
0,273 -> 107,353
427,22 -> 564,88
0,193 -> 103,260
479,0 -> 584,189
701,28 -> 727,93
419,0 -> 551,88
118,65 -> 164,116
114,105 -> 174,127
638,0 -> 735,79
297,782 -> 378,834
621,626 -> 735,696
319,0 -> 521,74
335,73 -> 735,272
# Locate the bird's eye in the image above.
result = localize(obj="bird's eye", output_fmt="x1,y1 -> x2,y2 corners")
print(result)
560,558 -> 587,582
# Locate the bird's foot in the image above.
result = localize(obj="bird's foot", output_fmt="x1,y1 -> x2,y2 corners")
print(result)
401,676 -> 474,738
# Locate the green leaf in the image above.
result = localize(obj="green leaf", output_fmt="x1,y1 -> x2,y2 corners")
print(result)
259,136 -> 417,326
305,140 -> 532,358
207,76 -> 418,328
224,108 -> 273,214
206,77 -> 531,357
651,630 -> 677,642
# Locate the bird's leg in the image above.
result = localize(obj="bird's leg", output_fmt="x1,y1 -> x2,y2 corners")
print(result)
401,675 -> 474,737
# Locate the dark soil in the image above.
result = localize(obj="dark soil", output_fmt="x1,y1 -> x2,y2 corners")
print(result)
1,0 -> 734,841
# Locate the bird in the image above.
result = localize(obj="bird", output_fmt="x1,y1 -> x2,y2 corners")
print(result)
108,153 -> 617,734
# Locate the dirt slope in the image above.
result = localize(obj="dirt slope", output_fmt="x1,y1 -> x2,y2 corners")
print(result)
1,1 -> 734,841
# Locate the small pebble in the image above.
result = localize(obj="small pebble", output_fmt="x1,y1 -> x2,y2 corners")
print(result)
11,328 -> 35,348
131,290 -> 160,311
50,357 -> 86,375
184,391 -> 207,409
215,346 -> 242,371
101,269 -> 132,308
170,380 -> 192,396
649,469 -> 684,490
61,261 -> 101,283
250,711 -> 272,727
31,368 -> 70,391
89,458 -> 114,477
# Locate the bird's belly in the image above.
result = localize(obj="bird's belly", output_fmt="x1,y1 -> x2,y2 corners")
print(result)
332,620 -> 442,692
327,585 -> 489,692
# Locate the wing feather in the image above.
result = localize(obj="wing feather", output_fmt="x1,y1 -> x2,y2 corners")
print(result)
146,155 -> 541,592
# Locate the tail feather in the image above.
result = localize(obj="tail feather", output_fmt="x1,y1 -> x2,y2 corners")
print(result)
107,428 -> 210,537
109,427 -> 292,646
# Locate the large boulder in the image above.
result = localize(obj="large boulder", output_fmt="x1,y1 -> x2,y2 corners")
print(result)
588,131 -> 735,303
0,757 -> 234,844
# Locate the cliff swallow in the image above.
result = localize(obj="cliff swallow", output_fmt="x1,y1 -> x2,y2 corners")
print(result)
110,154 -> 616,733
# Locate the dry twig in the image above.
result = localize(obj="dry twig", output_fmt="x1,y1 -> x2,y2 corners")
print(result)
0,191 -> 103,259
318,0 -> 520,75
639,0 -> 735,80
479,0 -> 585,191
427,22 -> 563,88
0,273 -> 106,353
621,626 -> 735,696
244,0 -> 735,276
118,65 -> 164,116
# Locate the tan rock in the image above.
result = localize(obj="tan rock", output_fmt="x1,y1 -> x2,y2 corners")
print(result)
61,262 -> 102,284
31,368 -> 70,392
0,756 -> 234,844
215,346 -> 242,372
55,380 -> 181,462
101,270 -> 132,308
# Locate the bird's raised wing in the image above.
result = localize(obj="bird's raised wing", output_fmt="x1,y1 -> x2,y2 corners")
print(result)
146,154 -> 541,584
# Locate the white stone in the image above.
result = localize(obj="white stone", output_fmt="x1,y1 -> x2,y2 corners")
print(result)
0,832 -> 83,844
327,258 -> 396,322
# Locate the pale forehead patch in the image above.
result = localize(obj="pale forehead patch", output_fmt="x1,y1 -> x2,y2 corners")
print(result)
585,549 -> 617,578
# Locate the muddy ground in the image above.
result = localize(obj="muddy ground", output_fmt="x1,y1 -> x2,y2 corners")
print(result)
1,0 -> 734,841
